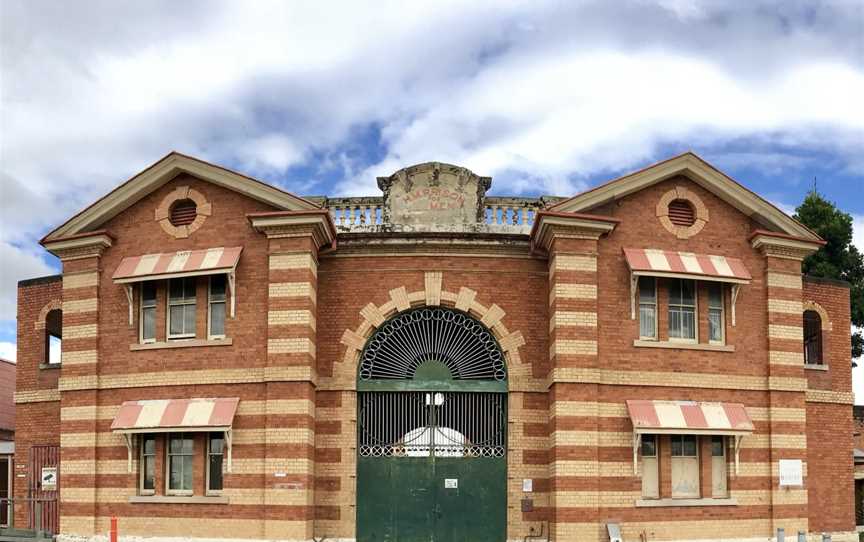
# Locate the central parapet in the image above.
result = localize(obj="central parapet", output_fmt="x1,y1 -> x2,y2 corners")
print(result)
377,162 -> 491,227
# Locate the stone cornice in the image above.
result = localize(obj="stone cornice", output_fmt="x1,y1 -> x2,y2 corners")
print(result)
530,210 -> 619,253
247,209 -> 337,248
42,230 -> 113,261
749,229 -> 825,260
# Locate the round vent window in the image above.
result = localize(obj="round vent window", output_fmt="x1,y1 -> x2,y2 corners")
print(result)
169,199 -> 198,227
667,199 -> 695,227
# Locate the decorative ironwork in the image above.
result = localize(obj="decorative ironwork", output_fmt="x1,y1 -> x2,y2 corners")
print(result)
359,307 -> 506,381
358,392 -> 506,458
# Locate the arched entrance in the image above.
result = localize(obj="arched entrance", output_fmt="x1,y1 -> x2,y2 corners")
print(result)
356,307 -> 508,542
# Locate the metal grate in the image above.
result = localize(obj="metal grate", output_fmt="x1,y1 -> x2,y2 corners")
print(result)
668,199 -> 695,226
358,391 -> 506,457
170,199 -> 198,226
359,307 -> 506,381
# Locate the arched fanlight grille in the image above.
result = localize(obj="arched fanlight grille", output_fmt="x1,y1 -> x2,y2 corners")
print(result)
359,307 -> 506,381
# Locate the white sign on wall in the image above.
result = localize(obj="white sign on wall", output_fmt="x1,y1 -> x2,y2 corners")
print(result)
41,467 -> 57,491
778,459 -> 803,487
444,478 -> 458,489
522,479 -> 533,493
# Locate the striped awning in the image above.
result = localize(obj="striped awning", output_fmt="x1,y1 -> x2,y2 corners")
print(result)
111,398 -> 240,433
626,400 -> 754,435
112,247 -> 242,284
623,248 -> 751,283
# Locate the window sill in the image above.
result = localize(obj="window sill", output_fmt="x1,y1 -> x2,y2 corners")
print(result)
804,364 -> 828,371
39,363 -> 61,370
635,497 -> 737,507
130,338 -> 233,351
633,340 -> 734,352
129,495 -> 229,504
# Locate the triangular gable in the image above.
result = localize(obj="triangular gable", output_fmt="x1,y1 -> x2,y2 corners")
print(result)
550,152 -> 820,241
43,151 -> 319,242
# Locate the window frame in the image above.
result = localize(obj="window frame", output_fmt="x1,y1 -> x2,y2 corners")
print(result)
167,278 -> 197,341
668,279 -> 698,343
803,310 -> 823,365
711,435 -> 729,498
208,275 -> 227,341
640,434 -> 659,499
139,435 -> 156,496
166,433 -> 194,496
707,282 -> 725,346
206,432 -> 225,496
638,277 -> 658,340
139,282 -> 158,344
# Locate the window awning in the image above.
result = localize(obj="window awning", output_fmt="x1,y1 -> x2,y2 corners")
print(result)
112,247 -> 242,323
111,398 -> 239,472
626,400 -> 753,475
624,248 -> 751,325
112,246 -> 242,283
626,400 -> 753,435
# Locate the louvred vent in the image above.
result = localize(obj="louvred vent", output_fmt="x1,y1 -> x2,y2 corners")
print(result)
668,199 -> 695,226
170,199 -> 197,226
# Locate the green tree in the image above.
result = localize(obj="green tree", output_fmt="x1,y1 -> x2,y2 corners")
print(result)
794,191 -> 864,363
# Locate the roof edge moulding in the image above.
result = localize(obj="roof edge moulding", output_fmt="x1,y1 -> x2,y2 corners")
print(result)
549,151 -> 822,242
41,151 -> 320,244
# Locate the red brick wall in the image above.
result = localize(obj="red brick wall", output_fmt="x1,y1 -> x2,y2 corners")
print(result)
0,359 -> 15,433
804,278 -> 854,532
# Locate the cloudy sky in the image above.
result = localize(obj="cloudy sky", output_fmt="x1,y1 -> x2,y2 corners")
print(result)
1,0 -> 862,388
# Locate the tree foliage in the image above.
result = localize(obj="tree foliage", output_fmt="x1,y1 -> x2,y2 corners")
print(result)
794,191 -> 864,362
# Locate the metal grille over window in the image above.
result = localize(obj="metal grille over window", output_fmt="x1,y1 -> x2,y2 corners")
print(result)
169,199 -> 197,226
668,199 -> 696,226
358,391 -> 506,458
359,307 -> 506,381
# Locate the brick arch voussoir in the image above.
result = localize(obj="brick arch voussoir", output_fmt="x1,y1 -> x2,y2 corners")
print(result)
339,272 -> 526,372
803,300 -> 833,331
34,299 -> 62,331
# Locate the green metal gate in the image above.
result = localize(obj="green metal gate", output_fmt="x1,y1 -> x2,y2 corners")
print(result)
356,308 -> 508,542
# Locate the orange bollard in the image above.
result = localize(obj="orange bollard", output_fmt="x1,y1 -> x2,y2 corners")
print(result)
110,517 -> 118,542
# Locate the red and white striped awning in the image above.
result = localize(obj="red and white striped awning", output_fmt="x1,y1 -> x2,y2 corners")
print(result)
111,398 -> 240,433
623,248 -> 751,283
112,247 -> 242,284
626,400 -> 754,435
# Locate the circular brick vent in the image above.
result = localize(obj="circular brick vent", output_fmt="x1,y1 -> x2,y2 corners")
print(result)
169,199 -> 198,227
668,199 -> 696,227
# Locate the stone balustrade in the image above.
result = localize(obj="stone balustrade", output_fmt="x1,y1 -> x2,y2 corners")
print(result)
316,196 -> 564,232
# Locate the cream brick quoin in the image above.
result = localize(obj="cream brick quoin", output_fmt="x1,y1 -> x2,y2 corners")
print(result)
338,271 -> 527,387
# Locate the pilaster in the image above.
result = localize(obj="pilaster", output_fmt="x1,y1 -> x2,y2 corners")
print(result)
751,230 -> 824,536
43,231 -> 112,537
532,211 -> 618,540
249,210 -> 335,540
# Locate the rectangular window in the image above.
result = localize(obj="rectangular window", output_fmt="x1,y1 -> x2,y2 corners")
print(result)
711,436 -> 728,497
638,277 -> 657,340
140,435 -> 156,495
670,435 -> 699,498
207,433 -> 224,494
140,282 -> 157,343
707,283 -> 724,344
668,279 -> 697,341
168,278 -> 197,340
641,434 -> 659,498
208,275 -> 227,339
167,433 -> 194,495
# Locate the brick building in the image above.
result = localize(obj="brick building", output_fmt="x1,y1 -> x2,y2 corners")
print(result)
1,357 -> 14,528
13,151 -> 856,541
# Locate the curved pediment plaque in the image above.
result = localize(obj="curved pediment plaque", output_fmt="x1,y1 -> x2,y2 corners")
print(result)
377,162 -> 491,226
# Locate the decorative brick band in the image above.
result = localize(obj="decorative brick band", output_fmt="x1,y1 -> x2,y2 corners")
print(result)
14,389 -> 61,403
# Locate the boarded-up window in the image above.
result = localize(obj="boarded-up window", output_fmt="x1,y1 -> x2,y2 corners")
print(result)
641,434 -> 659,498
671,435 -> 699,498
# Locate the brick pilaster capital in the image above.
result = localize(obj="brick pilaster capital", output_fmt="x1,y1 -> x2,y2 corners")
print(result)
42,230 -> 113,261
248,209 -> 336,249
530,210 -> 619,254
749,229 -> 825,261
